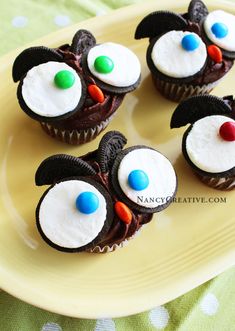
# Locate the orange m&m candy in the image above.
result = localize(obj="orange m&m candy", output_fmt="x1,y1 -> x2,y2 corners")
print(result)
88,84 -> 105,103
114,201 -> 132,224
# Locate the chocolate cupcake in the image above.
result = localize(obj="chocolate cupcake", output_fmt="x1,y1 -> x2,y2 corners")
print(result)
35,131 -> 177,253
135,0 -> 235,102
171,95 -> 235,190
12,30 -> 141,144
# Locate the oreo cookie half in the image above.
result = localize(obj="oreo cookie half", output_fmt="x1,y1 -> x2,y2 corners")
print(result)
70,29 -> 96,55
36,177 -> 114,252
182,125 -> 235,178
12,46 -> 63,82
135,10 -> 187,40
201,26 -> 235,60
17,68 -> 87,123
171,94 -> 234,128
188,0 -> 209,23
97,131 -> 127,173
35,154 -> 96,186
146,34 -> 207,85
81,51 -> 141,94
111,146 -> 177,213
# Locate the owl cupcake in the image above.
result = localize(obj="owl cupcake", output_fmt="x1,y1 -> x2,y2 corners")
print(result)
171,95 -> 235,190
35,131 -> 177,253
135,0 -> 235,101
12,30 -> 141,144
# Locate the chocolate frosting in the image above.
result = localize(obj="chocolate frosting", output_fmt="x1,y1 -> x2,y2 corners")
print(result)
81,151 -> 153,249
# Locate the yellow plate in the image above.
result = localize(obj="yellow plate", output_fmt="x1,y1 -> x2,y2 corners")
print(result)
0,0 -> 235,319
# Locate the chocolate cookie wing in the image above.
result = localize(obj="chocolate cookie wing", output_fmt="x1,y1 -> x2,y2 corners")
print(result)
170,95 -> 234,128
35,154 -> 96,186
97,131 -> 127,173
12,46 -> 63,82
135,11 -> 187,39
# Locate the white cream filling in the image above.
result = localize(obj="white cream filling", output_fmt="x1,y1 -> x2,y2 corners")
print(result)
151,30 -> 207,78
87,42 -> 141,87
22,61 -> 82,117
204,10 -> 235,52
39,180 -> 107,249
186,115 -> 235,173
117,148 -> 177,208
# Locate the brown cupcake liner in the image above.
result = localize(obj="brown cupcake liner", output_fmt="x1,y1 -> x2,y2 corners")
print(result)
86,227 -> 144,254
195,173 -> 235,191
152,75 -> 222,102
40,114 -> 115,145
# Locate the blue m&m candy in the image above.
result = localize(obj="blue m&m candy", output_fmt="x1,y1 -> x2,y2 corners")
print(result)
211,22 -> 228,39
128,170 -> 149,191
76,191 -> 99,214
181,34 -> 200,51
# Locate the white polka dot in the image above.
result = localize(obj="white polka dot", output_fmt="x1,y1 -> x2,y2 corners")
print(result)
200,293 -> 219,316
12,16 -> 28,28
41,322 -> 62,331
96,9 -> 107,16
94,318 -> 115,331
149,306 -> 169,329
54,15 -> 71,27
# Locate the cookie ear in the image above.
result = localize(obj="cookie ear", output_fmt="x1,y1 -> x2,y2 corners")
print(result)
188,0 -> 209,23
35,154 -> 96,186
70,29 -> 96,54
135,11 -> 187,39
12,46 -> 63,82
97,131 -> 127,173
170,95 -> 233,128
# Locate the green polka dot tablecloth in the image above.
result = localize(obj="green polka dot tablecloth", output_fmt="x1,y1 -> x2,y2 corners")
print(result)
0,0 -> 235,330
1,267 -> 235,331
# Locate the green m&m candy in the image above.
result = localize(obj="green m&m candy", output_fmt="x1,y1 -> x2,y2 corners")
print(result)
54,70 -> 75,89
94,55 -> 114,74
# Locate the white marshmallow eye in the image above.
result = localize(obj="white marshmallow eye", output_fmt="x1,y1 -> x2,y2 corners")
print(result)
113,147 -> 177,211
151,31 -> 207,78
204,10 -> 235,52
185,115 -> 235,173
86,42 -> 141,87
37,179 -> 110,251
22,61 -> 83,118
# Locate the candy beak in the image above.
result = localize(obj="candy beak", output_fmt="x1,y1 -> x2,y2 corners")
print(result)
207,44 -> 222,63
114,201 -> 132,224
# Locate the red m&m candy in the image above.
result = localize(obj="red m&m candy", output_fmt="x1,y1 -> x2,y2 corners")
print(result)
219,121 -> 235,141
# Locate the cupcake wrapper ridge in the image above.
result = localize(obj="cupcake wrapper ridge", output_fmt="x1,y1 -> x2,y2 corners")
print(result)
153,75 -> 222,102
86,227 -> 144,253
196,173 -> 235,191
40,114 -> 115,145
